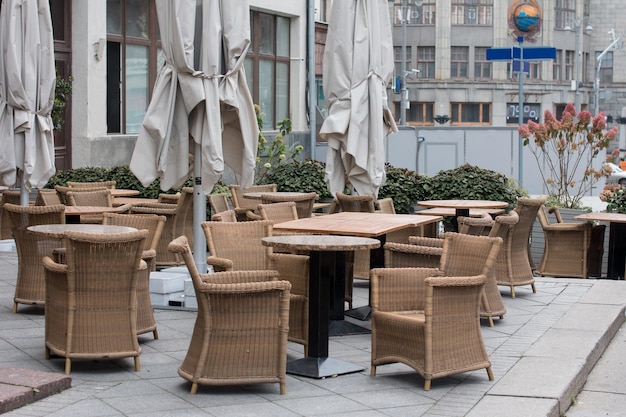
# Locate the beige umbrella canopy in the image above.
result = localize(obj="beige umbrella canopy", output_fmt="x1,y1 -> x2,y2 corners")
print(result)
320,0 -> 397,198
130,0 -> 258,267
130,0 -> 258,195
0,0 -> 56,204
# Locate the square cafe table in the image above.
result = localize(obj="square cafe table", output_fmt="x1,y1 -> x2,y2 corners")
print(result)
273,212 -> 442,320
574,211 -> 626,279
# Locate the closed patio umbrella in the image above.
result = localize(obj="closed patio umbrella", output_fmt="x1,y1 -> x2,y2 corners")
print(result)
320,0 -> 397,198
0,0 -> 56,205
130,0 -> 258,268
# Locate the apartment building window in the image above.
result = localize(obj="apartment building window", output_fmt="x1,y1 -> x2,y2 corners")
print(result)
394,102 -> 434,125
417,47 -> 435,78
596,51 -> 614,83
106,0 -> 161,134
553,49 -> 562,81
315,0 -> 329,22
394,46 -> 412,79
246,12 -> 290,129
565,50 -> 574,80
474,47 -> 491,79
451,103 -> 491,125
555,0 -> 575,30
391,1 -> 436,25
451,47 -> 469,78
529,62 -> 540,79
451,0 -> 493,26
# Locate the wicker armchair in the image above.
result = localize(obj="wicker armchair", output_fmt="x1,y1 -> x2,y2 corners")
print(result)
1,190 -> 21,239
371,271 -> 492,390
208,193 -> 231,216
375,197 -> 396,214
131,187 -> 193,267
335,191 -> 376,212
65,189 -> 131,223
35,189 -> 62,206
43,229 -> 148,374
168,236 -> 290,395
54,185 -> 108,205
66,180 -> 117,190
258,202 -> 299,224
260,192 -> 318,219
535,205 -> 604,278
229,184 -> 277,221
201,220 -> 309,355
497,197 -> 544,297
102,213 -> 167,338
210,209 -> 238,222
3,203 -> 66,313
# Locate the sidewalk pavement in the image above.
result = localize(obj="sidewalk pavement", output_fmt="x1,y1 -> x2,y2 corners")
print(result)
0,249 -> 624,417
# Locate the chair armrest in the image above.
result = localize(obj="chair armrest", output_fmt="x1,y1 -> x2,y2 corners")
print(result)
407,236 -> 445,247
115,203 -> 132,214
268,253 -> 309,298
42,255 -> 67,273
206,256 -> 233,272
370,267 -> 442,312
246,210 -> 262,221
200,270 -> 281,286
131,203 -> 177,214
542,222 -> 590,232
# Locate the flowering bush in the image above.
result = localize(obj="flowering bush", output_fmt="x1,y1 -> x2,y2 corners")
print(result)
600,184 -> 626,213
519,103 -> 619,208
254,104 -> 303,183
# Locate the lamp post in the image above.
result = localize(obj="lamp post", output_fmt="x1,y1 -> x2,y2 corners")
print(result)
564,19 -> 593,111
594,29 -> 621,116
397,0 -> 422,126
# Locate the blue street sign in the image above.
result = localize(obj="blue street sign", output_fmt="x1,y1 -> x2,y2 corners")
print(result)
486,46 -> 556,61
512,60 -> 530,73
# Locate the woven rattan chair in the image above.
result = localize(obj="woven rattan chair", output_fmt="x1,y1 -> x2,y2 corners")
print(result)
371,271 -> 492,390
1,190 -> 21,239
3,203 -> 66,313
535,205 -> 604,279
335,191 -> 376,212
210,209 -> 238,222
229,184 -> 277,221
208,193 -> 231,216
497,197 -> 544,297
157,193 -> 180,204
168,236 -> 291,395
131,187 -> 193,267
54,185 -> 108,205
258,202 -> 299,224
35,189 -> 62,206
66,180 -> 117,190
66,189 -> 131,223
375,197 -> 396,214
260,192 -> 318,219
201,220 -> 309,355
102,213 -> 166,338
42,229 -> 148,374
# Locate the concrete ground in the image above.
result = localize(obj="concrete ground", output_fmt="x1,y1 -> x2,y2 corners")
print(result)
0,249 -> 624,417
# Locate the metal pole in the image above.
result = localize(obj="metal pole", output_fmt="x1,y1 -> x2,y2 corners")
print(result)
594,33 -> 621,116
193,141 -> 207,273
400,0 -> 408,126
574,21 -> 581,110
307,0 -> 316,159
518,36 -> 524,187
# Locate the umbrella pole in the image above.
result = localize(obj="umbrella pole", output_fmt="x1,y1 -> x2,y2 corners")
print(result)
192,141 -> 208,273
19,170 -> 29,206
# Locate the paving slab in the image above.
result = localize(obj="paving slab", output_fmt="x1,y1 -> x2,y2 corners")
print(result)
0,367 -> 71,413
465,395 -> 559,417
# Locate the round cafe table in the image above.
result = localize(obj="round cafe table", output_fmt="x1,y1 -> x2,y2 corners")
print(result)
417,199 -> 509,231
27,224 -> 138,238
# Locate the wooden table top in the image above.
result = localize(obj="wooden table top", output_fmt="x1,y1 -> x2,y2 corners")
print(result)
417,200 -> 509,210
272,212 -> 442,237
113,197 -> 158,206
27,224 -> 138,238
574,212 -> 626,223
110,189 -> 140,197
63,206 -> 129,216
416,207 -> 505,217
262,235 -> 380,252
243,191 -> 313,200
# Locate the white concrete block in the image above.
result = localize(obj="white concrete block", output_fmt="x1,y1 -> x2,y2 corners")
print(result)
150,291 -> 184,306
184,295 -> 198,309
149,272 -> 186,294
160,266 -> 191,277
184,278 -> 195,296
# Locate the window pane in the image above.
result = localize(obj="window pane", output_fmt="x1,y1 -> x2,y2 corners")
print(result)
125,45 -> 149,134
259,60 -> 275,127
107,0 -> 122,35
276,62 -> 289,124
125,0 -> 149,39
244,57 -> 254,95
276,16 -> 290,57
259,14 -> 275,54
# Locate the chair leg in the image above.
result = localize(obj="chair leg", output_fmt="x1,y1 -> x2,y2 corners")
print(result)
531,283 -> 536,293
12,302 -> 18,313
304,345 -> 308,357
510,286 -> 516,298
424,379 -> 431,390
64,358 -> 71,375
190,382 -> 198,394
488,316 -> 494,327
280,382 -> 286,395
152,329 -> 159,340
370,366 -> 376,376
134,357 -> 141,371
45,346 -> 50,360
486,366 -> 494,381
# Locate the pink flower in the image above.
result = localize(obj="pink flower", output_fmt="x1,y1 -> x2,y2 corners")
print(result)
578,110 -> 591,126
562,103 -> 577,119
592,113 -> 606,131
605,127 -> 618,141
518,125 -> 531,138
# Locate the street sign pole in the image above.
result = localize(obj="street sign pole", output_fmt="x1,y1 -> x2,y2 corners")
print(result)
518,36 -> 524,186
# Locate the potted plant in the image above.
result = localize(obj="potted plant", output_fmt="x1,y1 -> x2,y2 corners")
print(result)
519,103 -> 619,209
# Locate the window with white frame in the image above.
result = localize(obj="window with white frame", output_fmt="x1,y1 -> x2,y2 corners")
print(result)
394,46 -> 412,80
451,0 -> 493,25
565,50 -> 574,80
596,51 -> 614,83
451,46 -> 469,78
417,47 -> 435,78
555,0 -> 575,30
391,1 -> 436,25
474,47 -> 491,79
451,102 -> 491,125
394,102 -> 435,125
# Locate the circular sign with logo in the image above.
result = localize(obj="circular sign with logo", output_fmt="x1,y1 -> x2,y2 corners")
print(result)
508,0 -> 542,42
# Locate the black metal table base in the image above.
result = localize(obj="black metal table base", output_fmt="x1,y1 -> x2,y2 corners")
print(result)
344,305 -> 371,321
329,319 -> 369,336
286,357 -> 364,379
